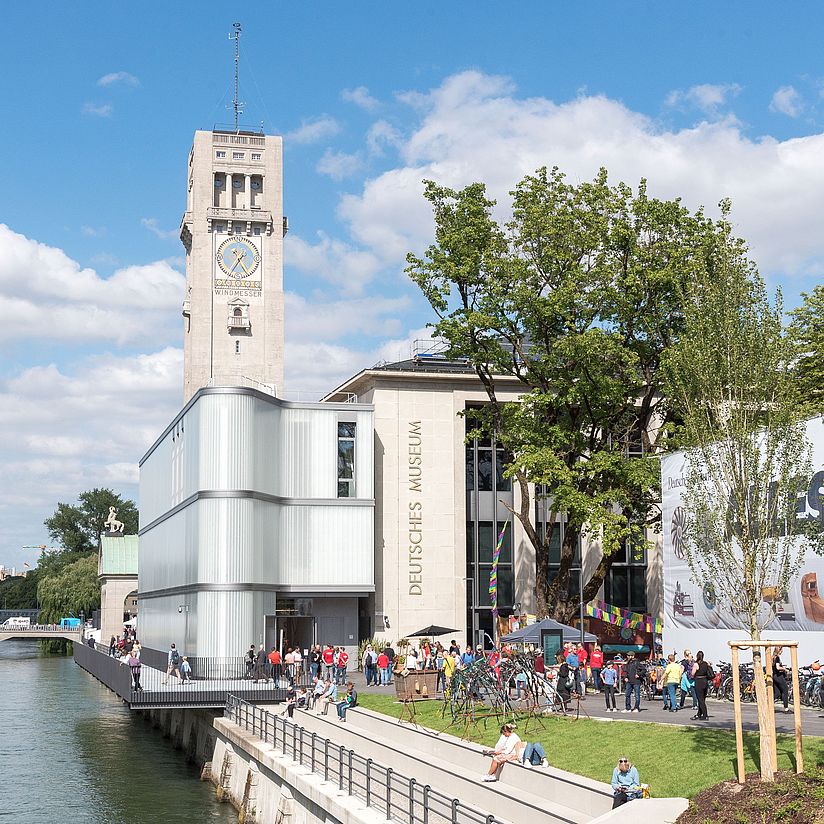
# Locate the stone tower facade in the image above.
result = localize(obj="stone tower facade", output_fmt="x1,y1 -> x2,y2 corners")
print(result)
180,129 -> 285,402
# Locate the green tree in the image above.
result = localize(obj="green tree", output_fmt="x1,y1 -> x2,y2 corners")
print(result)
37,554 -> 100,624
0,572 -> 40,610
663,213 -> 824,781
788,284 -> 824,414
407,167 -> 719,621
44,488 -> 138,553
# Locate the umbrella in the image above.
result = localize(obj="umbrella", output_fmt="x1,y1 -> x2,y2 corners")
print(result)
407,625 -> 459,638
500,617 -> 597,645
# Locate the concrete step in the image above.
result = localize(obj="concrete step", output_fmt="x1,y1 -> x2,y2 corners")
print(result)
293,705 -> 610,823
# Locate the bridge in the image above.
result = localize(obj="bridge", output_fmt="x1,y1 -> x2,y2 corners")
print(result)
0,625 -> 82,643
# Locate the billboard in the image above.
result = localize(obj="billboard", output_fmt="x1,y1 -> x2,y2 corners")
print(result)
661,416 -> 824,656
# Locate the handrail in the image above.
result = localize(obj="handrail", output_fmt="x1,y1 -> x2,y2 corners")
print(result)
224,695 -> 503,824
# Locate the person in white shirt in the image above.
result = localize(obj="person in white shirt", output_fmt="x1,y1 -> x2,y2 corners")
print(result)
481,723 -> 522,781
405,646 -> 419,671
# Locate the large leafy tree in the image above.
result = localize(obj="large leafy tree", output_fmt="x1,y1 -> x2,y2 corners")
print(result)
663,214 -> 824,781
788,284 -> 824,415
44,488 -> 138,553
37,554 -> 101,624
407,167 -> 720,621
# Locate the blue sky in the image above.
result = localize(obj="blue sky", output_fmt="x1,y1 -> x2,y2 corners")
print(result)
2,2 -> 824,569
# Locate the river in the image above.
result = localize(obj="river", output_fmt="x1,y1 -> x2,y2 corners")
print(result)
0,641 -> 236,824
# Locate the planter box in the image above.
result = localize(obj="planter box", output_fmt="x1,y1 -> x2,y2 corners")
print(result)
393,669 -> 439,701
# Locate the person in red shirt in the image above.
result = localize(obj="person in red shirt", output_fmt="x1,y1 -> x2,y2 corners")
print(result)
589,644 -> 604,692
322,644 -> 335,679
268,647 -> 282,683
377,650 -> 390,685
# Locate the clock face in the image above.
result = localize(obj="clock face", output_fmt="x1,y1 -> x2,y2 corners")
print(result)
216,238 -> 260,279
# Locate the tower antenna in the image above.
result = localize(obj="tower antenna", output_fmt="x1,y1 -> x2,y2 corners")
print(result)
228,22 -> 245,132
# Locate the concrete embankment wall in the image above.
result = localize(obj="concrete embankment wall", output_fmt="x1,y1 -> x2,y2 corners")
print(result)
209,716 -> 388,824
141,706 -> 220,766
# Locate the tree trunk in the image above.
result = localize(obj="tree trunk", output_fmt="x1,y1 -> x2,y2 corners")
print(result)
750,629 -> 776,781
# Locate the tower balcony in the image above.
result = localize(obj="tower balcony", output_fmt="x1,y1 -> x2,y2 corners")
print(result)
207,206 -> 274,231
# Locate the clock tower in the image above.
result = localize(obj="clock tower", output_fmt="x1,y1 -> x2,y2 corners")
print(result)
180,128 -> 285,402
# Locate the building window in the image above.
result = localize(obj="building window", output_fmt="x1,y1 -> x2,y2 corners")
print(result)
235,340 -> 240,354
251,152 -> 262,160
605,533 -> 647,612
253,225 -> 262,235
465,408 -> 515,644
232,152 -> 245,160
232,178 -> 243,188
214,176 -> 223,188
216,150 -> 226,158
337,422 -> 356,497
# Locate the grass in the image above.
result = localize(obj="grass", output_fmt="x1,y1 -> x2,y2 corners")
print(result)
358,694 -> 824,800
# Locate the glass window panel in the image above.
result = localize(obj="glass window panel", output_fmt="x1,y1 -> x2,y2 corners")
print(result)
495,449 -> 511,491
609,567 -> 629,608
466,524 -> 475,563
477,450 -> 493,491
337,481 -> 351,498
548,524 -> 561,565
630,539 -> 646,566
476,565 -> 514,608
496,524 -> 512,564
338,422 -> 356,438
465,446 -> 475,490
337,440 -> 354,479
630,568 -> 647,612
478,522 -> 494,563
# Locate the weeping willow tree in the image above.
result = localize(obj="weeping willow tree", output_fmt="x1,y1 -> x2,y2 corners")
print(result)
664,208 -> 823,780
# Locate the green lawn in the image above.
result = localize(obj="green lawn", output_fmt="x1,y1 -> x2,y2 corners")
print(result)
358,694 -> 824,799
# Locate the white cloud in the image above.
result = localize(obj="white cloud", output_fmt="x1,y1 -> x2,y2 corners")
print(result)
0,348 -> 181,566
770,85 -> 803,117
341,86 -> 379,111
666,82 -> 741,113
0,224 -> 184,343
285,292 -> 409,343
285,232 -> 383,295
316,149 -> 363,181
141,217 -> 178,240
286,115 -> 341,144
82,102 -> 113,118
81,225 -> 106,237
335,70 -> 824,278
97,71 -> 140,88
367,120 -> 402,155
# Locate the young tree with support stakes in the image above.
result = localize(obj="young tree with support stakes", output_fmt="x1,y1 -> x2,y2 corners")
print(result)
664,210 -> 824,781
407,167 -> 723,623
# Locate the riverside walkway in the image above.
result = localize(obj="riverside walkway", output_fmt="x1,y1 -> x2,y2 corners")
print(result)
73,640 -> 292,709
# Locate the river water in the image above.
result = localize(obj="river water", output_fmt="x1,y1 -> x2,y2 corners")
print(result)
0,641 -> 236,824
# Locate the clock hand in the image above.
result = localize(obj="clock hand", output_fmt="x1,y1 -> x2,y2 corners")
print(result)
227,248 -> 245,275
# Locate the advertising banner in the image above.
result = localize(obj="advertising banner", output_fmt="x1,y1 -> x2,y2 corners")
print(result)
661,416 -> 824,634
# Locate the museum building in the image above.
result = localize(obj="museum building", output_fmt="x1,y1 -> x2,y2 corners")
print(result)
137,124 -> 662,656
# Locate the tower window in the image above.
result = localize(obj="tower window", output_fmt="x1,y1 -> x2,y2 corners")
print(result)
253,226 -> 262,235
232,152 -> 245,160
215,150 -> 226,159
235,340 -> 240,354
214,176 -> 223,188
232,179 -> 243,188
251,153 -> 262,160
337,422 -> 356,498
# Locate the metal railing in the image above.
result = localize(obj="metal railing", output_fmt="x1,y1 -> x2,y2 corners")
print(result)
225,696 -> 503,824
135,646 -> 313,685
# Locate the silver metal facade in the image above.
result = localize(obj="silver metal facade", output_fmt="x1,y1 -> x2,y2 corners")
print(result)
138,387 -> 374,656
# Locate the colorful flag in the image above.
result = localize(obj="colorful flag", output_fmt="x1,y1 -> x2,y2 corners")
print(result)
488,520 -> 509,618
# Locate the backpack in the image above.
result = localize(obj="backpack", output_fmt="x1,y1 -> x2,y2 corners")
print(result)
171,649 -> 180,666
